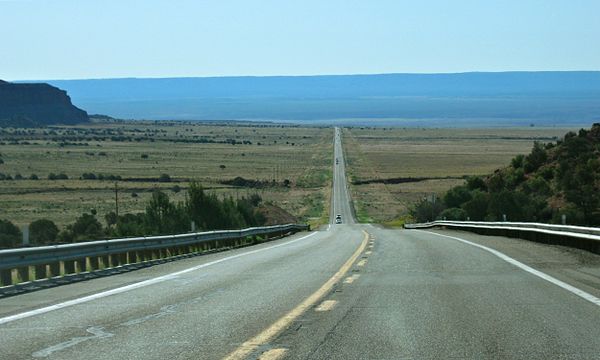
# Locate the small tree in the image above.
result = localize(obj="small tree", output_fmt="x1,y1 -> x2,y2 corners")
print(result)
0,219 -> 21,248
466,176 -> 487,191
461,191 -> 489,221
511,154 -> 525,169
67,213 -> 104,242
30,219 -> 59,245
438,208 -> 467,221
105,211 -> 118,227
443,186 -> 472,208
524,142 -> 547,173
145,190 -> 187,234
410,198 -> 445,223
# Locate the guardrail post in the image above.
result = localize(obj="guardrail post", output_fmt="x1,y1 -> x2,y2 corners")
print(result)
106,254 -> 115,268
100,255 -> 109,269
48,262 -> 60,278
75,258 -> 86,273
87,257 -> 99,272
16,266 -> 30,283
34,264 -> 47,280
1,269 -> 12,286
118,252 -> 127,266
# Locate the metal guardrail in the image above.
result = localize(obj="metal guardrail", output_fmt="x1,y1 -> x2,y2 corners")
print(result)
0,223 -> 309,289
404,220 -> 600,254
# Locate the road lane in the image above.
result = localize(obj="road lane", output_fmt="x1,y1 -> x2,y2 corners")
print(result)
0,224 -> 364,360
272,227 -> 600,359
331,127 -> 354,225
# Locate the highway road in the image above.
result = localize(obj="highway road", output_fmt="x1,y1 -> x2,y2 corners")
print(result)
330,127 -> 354,225
2,128 -> 600,359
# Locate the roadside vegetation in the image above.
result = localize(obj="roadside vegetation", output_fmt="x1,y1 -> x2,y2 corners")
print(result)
0,182 -> 265,248
411,124 -> 600,226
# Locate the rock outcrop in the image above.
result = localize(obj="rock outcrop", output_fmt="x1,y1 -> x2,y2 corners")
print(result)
0,80 -> 89,126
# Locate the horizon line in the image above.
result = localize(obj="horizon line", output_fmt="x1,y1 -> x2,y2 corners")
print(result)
11,69 -> 600,82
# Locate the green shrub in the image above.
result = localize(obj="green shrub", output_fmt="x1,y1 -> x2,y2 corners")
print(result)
439,208 -> 467,221
443,186 -> 472,208
0,219 -> 21,248
65,213 -> 104,242
30,219 -> 59,244
461,191 -> 489,221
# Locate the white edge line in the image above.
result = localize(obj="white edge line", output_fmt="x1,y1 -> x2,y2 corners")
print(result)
418,230 -> 600,307
410,223 -> 600,241
0,232 -> 318,326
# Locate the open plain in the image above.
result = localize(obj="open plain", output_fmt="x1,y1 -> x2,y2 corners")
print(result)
0,120 -> 332,229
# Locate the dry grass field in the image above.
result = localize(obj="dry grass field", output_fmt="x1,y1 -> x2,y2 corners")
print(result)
342,126 -> 578,223
0,120 -> 332,229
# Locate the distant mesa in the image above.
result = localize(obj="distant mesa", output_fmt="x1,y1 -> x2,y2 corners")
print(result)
39,71 -> 600,125
0,80 -> 89,127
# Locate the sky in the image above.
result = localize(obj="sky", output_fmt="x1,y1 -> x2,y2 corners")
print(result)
1,0 -> 599,80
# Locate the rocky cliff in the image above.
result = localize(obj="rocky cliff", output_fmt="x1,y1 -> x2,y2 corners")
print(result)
0,80 -> 89,126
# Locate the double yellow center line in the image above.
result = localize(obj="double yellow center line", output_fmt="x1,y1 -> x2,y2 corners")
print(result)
223,230 -> 370,360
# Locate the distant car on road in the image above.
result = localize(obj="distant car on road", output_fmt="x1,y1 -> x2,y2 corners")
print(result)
335,214 -> 342,224
336,158 -> 339,165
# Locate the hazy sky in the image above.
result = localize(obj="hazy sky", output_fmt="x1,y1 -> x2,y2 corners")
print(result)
1,0 -> 599,80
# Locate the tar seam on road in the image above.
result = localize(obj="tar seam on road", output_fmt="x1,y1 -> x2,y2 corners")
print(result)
0,232 -> 319,326
222,230 -> 370,360
420,230 -> 600,307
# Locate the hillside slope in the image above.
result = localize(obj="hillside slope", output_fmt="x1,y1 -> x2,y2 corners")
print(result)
418,124 -> 600,225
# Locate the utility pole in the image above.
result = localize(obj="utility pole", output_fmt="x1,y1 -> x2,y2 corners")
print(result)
430,193 -> 436,221
115,182 -> 119,219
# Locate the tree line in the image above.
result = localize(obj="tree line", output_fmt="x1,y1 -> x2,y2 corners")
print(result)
0,182 -> 266,249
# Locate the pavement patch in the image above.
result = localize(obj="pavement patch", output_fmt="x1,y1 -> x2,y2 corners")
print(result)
315,300 -> 338,312
343,274 -> 361,284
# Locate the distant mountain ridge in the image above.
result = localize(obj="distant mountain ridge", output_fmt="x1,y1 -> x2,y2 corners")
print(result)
21,72 -> 600,124
0,80 -> 89,126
